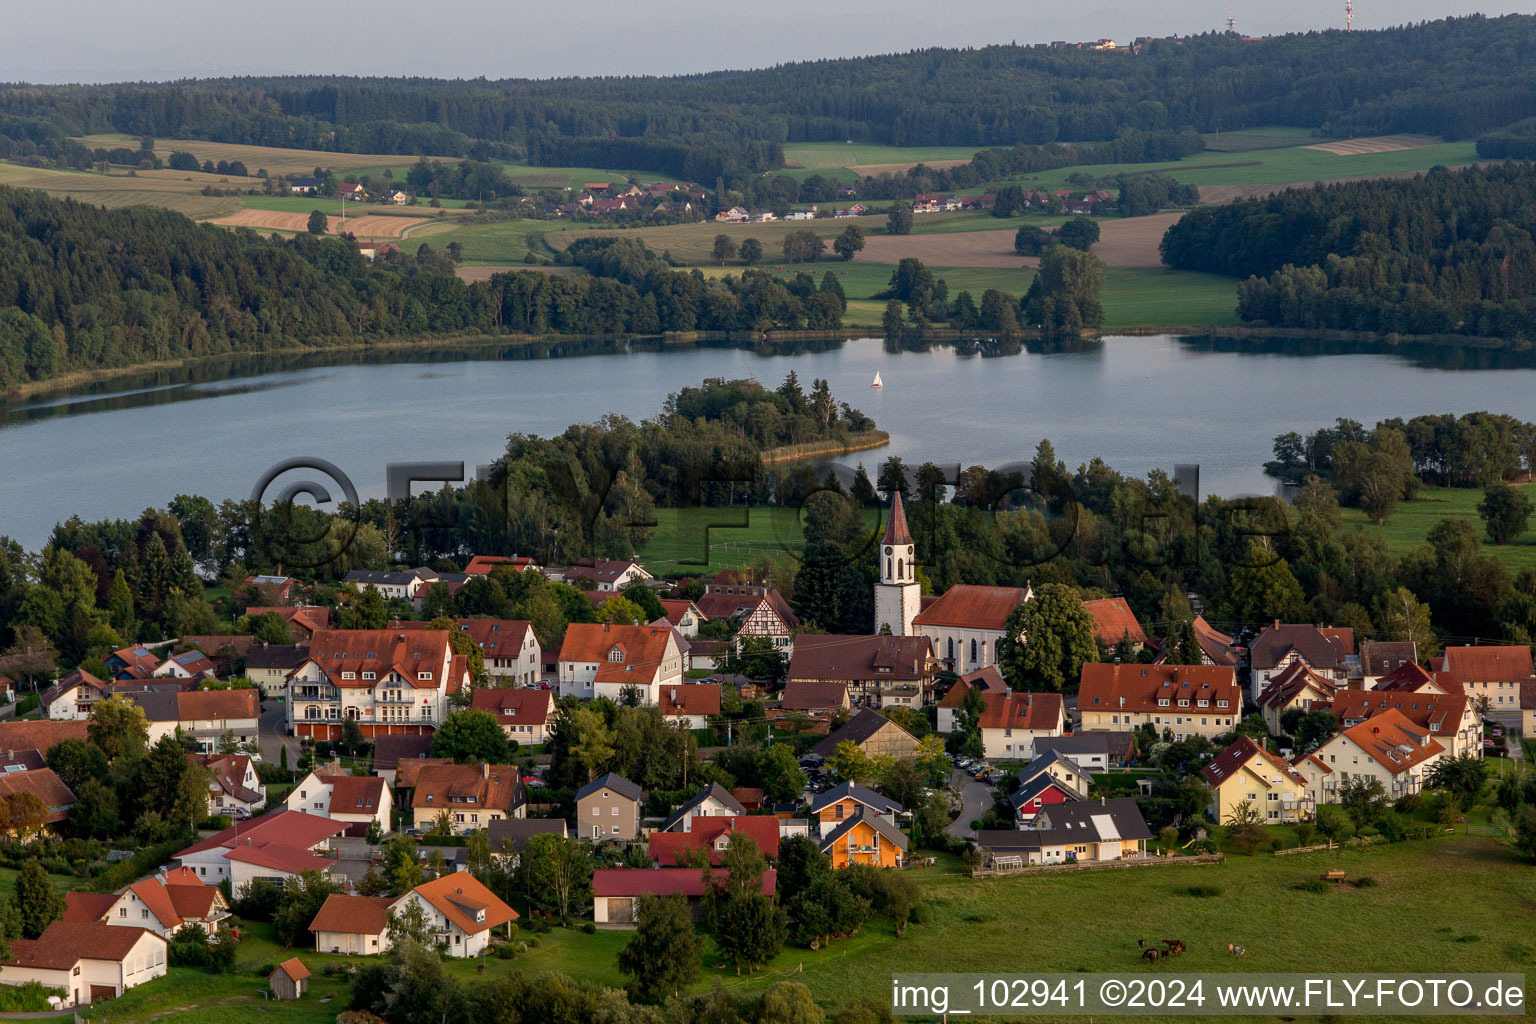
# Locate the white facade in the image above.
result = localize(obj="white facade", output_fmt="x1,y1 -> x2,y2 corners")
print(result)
1310,731 -> 1443,802
0,930 -> 166,1006
874,537 -> 920,636
919,626 -> 1005,675
283,772 -> 394,829
392,891 -> 491,958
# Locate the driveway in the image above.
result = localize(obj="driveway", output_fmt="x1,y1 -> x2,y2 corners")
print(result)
945,767 -> 996,838
259,700 -> 300,767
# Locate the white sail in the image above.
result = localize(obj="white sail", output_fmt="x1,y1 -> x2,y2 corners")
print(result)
871,371 -> 883,388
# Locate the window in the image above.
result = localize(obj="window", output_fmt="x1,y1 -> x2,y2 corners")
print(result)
1158,698 -> 1170,707
362,672 -> 376,681
970,639 -> 978,663
611,806 -> 619,816
341,671 -> 355,680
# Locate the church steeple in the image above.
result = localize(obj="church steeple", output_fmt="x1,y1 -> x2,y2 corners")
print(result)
875,490 -> 919,635
883,490 -> 913,546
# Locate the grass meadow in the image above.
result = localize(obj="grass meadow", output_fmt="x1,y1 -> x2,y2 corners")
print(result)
1340,484 -> 1536,572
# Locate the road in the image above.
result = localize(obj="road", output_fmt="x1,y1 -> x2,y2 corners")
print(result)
259,700 -> 300,766
946,767 -> 996,838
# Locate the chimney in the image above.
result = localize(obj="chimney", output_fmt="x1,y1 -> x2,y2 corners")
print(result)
1101,796 -> 1106,805
482,763 -> 490,780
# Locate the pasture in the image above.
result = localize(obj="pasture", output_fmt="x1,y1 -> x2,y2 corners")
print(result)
1339,484 -> 1536,572
75,133 -> 421,177
782,142 -> 982,169
0,162 -> 247,217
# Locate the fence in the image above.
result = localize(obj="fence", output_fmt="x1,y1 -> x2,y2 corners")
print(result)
971,852 -> 1225,878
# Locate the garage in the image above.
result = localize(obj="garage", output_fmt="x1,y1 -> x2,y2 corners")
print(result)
605,898 -> 633,924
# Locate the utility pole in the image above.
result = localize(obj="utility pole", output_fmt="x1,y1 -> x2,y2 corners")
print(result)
1227,0 -> 1235,33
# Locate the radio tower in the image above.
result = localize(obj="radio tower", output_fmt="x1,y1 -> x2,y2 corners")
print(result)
1346,0 -> 1353,31
1227,0 -> 1235,32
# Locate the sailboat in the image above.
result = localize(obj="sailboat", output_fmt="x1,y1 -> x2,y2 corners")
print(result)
871,371 -> 883,389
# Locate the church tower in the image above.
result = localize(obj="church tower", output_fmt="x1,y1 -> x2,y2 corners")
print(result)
874,491 -> 920,635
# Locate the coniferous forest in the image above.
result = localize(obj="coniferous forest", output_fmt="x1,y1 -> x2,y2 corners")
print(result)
1159,163 -> 1536,339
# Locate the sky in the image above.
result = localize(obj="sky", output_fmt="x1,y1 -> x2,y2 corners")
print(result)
5,0 -> 1529,83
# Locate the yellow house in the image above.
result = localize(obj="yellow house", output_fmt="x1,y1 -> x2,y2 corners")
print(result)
818,811 -> 907,868
1200,736 -> 1311,824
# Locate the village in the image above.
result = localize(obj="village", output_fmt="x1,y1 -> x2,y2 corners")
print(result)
0,490 -> 1526,1011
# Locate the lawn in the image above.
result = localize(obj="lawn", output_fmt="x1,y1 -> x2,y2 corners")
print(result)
1340,484 -> 1536,572
638,505 -> 838,577
781,143 -> 982,169
82,967 -> 350,1024
0,161 -> 244,217
437,216 -> 607,264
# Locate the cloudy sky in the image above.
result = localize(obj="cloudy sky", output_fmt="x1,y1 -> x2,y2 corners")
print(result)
7,1 -> 1526,83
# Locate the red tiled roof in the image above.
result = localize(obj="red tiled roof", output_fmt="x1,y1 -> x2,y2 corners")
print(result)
976,691 -> 1063,731
1190,615 -> 1240,667
1337,709 -> 1443,774
0,768 -> 75,823
1078,663 -> 1241,714
558,623 -> 675,683
62,891 -> 117,924
248,606 -> 333,637
225,842 -> 334,874
779,679 -> 850,710
274,957 -> 310,981
912,585 -> 1027,630
175,810 -> 344,859
788,635 -> 932,683
411,764 -> 523,814
328,776 -> 387,813
5,721 -> 90,756
394,757 -> 453,789
1249,623 -> 1352,671
1374,661 -> 1436,691
1201,735 -> 1305,789
659,684 -> 721,717
410,873 -> 518,934
1255,660 -> 1338,710
308,894 -> 396,935
658,599 -> 701,627
593,867 -> 777,898
454,619 -> 532,656
4,921 -> 157,970
1081,598 -> 1148,648
304,629 -> 455,689
128,877 -> 183,928
882,492 -> 913,545
647,816 -> 779,865
1329,691 -> 1470,741
464,555 -> 538,576
1441,646 -> 1534,683
471,688 -> 553,726
110,645 -> 161,674
177,689 -> 259,721
166,882 -> 221,921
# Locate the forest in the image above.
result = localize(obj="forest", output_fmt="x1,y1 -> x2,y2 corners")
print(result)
1158,163 -> 1536,339
5,16 -> 1536,170
0,189 -> 845,386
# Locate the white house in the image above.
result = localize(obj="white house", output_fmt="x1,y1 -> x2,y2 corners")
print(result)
40,668 -> 110,720
913,584 -> 1030,675
392,874 -> 518,957
557,623 -> 683,703
286,628 -> 470,742
284,769 -> 393,831
471,688 -> 556,745
308,894 -> 397,955
192,753 -> 267,816
976,691 -> 1065,760
172,811 -> 344,887
0,921 -> 166,1006
343,569 -> 437,602
153,650 -> 218,680
660,782 -> 746,832
64,868 -> 230,939
1309,709 -> 1445,802
551,558 -> 652,592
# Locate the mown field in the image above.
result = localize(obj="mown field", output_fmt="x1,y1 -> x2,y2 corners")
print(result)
1340,484 -> 1536,572
75,133 -> 422,178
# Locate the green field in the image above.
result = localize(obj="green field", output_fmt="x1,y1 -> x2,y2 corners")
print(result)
638,505 -> 873,576
1341,484 -> 1536,572
1199,125 -> 1322,152
782,142 -> 982,169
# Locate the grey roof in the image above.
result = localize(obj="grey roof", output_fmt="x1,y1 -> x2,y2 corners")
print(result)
116,688 -> 179,722
1033,797 -> 1153,843
576,771 -> 644,803
1015,750 -> 1086,785
245,644 -> 309,670
809,780 -> 902,816
810,708 -> 910,757
487,817 -> 568,852
818,809 -> 909,853
1009,772 -> 1084,811
661,783 -> 745,831
973,828 -> 1039,852
345,570 -> 423,586
1033,734 -> 1113,758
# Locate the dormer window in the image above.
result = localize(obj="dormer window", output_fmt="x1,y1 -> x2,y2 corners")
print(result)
1177,699 -> 1189,708
362,672 -> 376,681
1217,699 -> 1229,708
418,672 -> 432,681
1158,698 -> 1170,707
608,647 -> 624,663
341,671 -> 356,680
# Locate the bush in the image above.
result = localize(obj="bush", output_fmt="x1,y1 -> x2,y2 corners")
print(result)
1184,885 -> 1223,898
495,944 -> 517,959
0,981 -> 64,1012
1291,878 -> 1331,894
580,922 -> 596,934
1353,876 -> 1378,888
14,694 -> 38,716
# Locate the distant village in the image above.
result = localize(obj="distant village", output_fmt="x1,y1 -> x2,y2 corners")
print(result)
0,492 -> 1528,1008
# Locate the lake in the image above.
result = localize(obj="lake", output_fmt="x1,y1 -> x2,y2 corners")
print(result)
3,334 -> 1536,551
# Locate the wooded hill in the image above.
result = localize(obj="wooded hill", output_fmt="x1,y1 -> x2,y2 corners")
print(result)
5,14 -> 1536,174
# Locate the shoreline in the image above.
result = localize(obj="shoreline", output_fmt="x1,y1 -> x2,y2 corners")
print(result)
760,430 -> 891,466
5,321 -> 1530,404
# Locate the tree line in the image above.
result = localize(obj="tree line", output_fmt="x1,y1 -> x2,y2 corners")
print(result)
1160,163 -> 1536,340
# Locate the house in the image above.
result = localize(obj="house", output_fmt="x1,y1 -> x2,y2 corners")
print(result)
486,818 -> 567,863
1328,690 -> 1481,758
285,771 -> 393,830
576,772 -> 644,841
463,554 -> 540,577
592,868 -> 776,924
339,183 -> 366,201
40,667 -> 109,720
410,763 -> 524,834
660,782 -> 745,832
658,684 -> 721,728
556,623 -> 683,704
247,606 -> 333,641
245,644 -> 310,697
471,688 -> 556,744
1310,709 -> 1445,801
1289,753 -> 1335,809
1248,622 -> 1355,701
371,733 -> 437,787
696,572 -> 799,653
269,958 -> 309,1000
290,177 -> 319,194
1355,640 -> 1418,687
648,816 -> 779,865
63,871 -> 230,938
1439,645 -> 1534,716
1009,771 -> 1083,825
344,569 -> 434,602
657,599 -> 705,635
809,780 -> 902,828
732,787 -> 764,810
385,190 -> 408,206
191,753 -> 266,817
1374,661 -> 1462,696
786,634 -> 935,708
395,873 -> 518,957
242,574 -> 299,605
173,689 -> 261,751
172,810 -> 344,886
0,921 -> 166,1006
1081,598 -> 1149,652
783,206 -> 817,220
1015,750 -> 1091,799
1256,660 -> 1339,736
0,720 -> 87,755
554,558 -> 652,592
935,666 -> 1010,733
975,798 -> 1151,866
1201,736 -> 1311,824
714,206 -> 749,223
810,708 -> 921,760
0,768 -> 75,835
913,584 -> 1030,674
749,210 -> 777,223
286,629 -> 469,741
1077,663 -> 1241,740
779,680 -> 851,714
819,809 -> 908,868
153,650 -> 218,680
393,757 -> 452,807
309,894 -> 397,955
1521,679 -> 1536,738
105,645 -> 160,681
1178,615 -> 1241,668
1031,731 -> 1136,770
457,620 -> 540,684
976,691 -> 1065,760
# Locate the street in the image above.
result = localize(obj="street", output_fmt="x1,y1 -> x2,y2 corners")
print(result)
259,699 -> 300,766
946,767 -> 996,838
